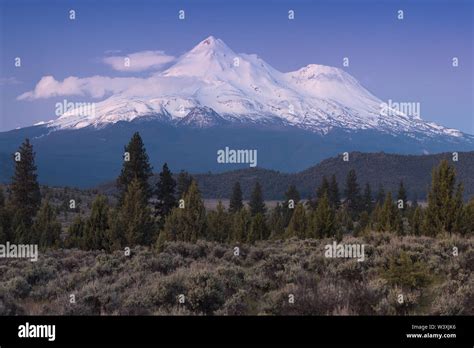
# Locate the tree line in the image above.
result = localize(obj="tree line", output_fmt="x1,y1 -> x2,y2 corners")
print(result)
0,133 -> 472,251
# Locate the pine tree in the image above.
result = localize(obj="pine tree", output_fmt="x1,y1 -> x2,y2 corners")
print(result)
155,163 -> 177,218
32,199 -> 62,249
462,198 -> 474,235
363,182 -> 373,214
268,203 -> 285,239
10,139 -> 41,235
344,169 -> 362,219
116,132 -> 153,203
248,181 -> 266,216
328,174 -> 341,209
176,170 -> 193,198
84,195 -> 110,250
118,178 -> 154,246
286,203 -> 307,239
423,160 -> 464,235
206,201 -> 230,242
314,193 -> 336,238
161,181 -> 206,243
397,180 -> 408,212
229,182 -> 243,213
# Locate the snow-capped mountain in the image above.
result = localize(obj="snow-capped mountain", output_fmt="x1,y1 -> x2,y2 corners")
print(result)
47,36 -> 465,139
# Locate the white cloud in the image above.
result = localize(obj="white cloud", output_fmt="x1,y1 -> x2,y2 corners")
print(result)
0,77 -> 21,85
17,75 -> 146,100
103,50 -> 175,72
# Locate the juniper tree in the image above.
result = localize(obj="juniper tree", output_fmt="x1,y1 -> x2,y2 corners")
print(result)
286,203 -> 307,239
84,195 -> 110,250
32,199 -> 61,249
206,201 -> 230,242
155,163 -> 177,218
314,193 -> 336,238
161,181 -> 206,243
116,132 -> 153,203
247,213 -> 268,244
119,178 -> 154,246
10,139 -> 41,234
249,181 -> 266,216
229,182 -> 243,213
176,170 -> 193,198
423,160 -> 464,235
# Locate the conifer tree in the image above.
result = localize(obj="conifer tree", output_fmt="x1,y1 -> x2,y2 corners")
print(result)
317,176 -> 330,200
84,195 -> 110,250
380,192 -> 398,232
268,203 -> 285,239
65,215 -> 86,249
286,203 -> 307,239
32,199 -> 62,249
282,184 -> 300,226
176,170 -> 193,198
397,180 -> 408,212
10,139 -> 41,234
247,213 -> 268,244
314,193 -> 336,238
118,178 -> 154,246
328,174 -> 341,209
411,206 -> 423,236
116,132 -> 153,203
249,181 -> 266,216
155,163 -> 177,218
423,160 -> 464,235
230,207 -> 251,243
376,184 -> 385,205
206,201 -> 230,242
344,169 -> 362,218
229,182 -> 243,213
161,181 -> 206,243
363,182 -> 373,214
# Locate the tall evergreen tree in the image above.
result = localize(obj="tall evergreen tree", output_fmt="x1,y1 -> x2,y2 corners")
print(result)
328,174 -> 341,209
344,169 -> 362,218
423,160 -> 464,235
229,182 -> 243,213
64,215 -> 86,249
116,132 -> 153,203
32,199 -> 61,249
230,207 -> 251,243
248,181 -> 266,216
10,139 -> 41,234
176,170 -> 193,198
282,185 -> 300,227
317,176 -> 330,200
268,203 -> 285,239
379,192 -> 398,232
397,180 -> 408,212
155,163 -> 177,218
